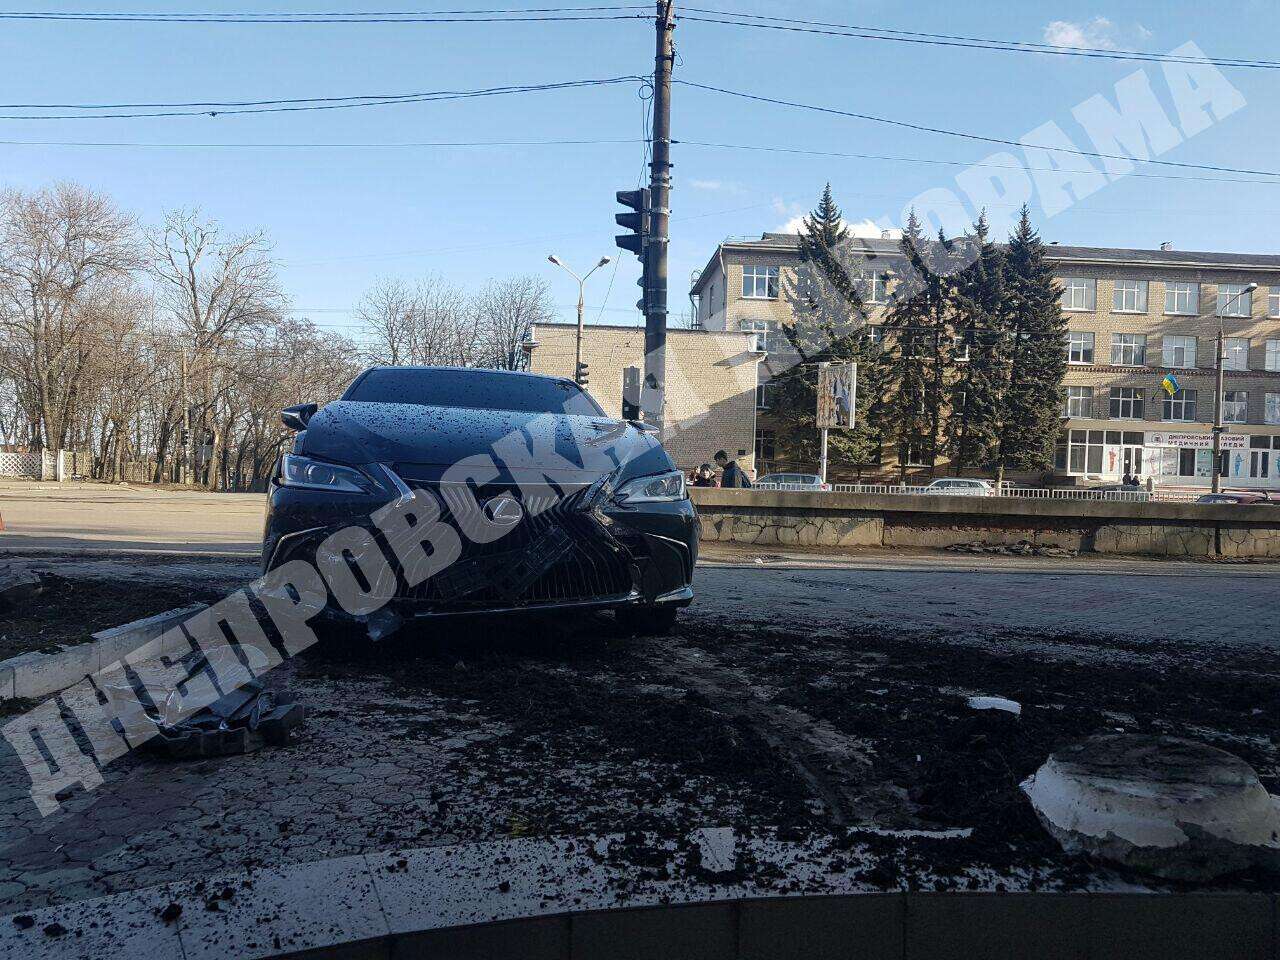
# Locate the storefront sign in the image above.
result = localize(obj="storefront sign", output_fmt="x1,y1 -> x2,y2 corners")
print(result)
1145,431 -> 1248,451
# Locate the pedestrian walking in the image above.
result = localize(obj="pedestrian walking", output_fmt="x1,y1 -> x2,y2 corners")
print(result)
714,450 -> 751,488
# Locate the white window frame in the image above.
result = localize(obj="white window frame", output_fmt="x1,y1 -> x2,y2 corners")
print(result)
1063,385 -> 1092,419
1223,337 -> 1250,371
1162,335 -> 1197,369
1266,339 -> 1280,372
1108,387 -> 1144,420
1110,333 -> 1146,366
740,319 -> 769,353
741,265 -> 779,300
1061,277 -> 1096,312
1270,287 -> 1280,319
1066,331 -> 1095,364
1266,393 -> 1280,426
1162,388 -> 1197,423
1217,282 -> 1253,317
1164,281 -> 1199,316
952,334 -> 970,362
1223,390 -> 1249,424
857,270 -> 889,304
755,381 -> 776,410
1113,279 -> 1148,314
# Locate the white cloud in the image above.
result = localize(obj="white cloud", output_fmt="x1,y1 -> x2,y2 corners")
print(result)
773,214 -> 899,239
1043,17 -> 1120,50
690,179 -> 724,191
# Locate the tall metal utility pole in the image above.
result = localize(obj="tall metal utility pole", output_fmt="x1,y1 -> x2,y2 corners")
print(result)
1210,281 -> 1257,494
642,0 -> 674,429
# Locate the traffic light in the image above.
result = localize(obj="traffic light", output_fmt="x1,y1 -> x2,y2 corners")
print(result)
575,361 -> 590,387
615,188 -> 650,258
622,365 -> 641,421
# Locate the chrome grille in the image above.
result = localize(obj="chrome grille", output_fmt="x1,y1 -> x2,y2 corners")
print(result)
402,483 -> 635,608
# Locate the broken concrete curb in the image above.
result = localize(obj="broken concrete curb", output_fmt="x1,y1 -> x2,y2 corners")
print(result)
0,603 -> 207,702
1023,734 -> 1280,881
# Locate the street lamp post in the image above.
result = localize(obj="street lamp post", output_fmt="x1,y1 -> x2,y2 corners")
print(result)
548,254 -> 611,386
1211,281 -> 1257,494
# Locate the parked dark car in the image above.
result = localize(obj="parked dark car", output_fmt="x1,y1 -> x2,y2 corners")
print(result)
1196,492 -> 1275,505
262,366 -> 696,634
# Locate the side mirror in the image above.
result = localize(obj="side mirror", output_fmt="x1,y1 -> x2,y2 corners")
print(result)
281,403 -> 318,432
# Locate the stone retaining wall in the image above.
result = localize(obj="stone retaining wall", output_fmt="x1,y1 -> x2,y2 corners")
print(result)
690,489 -> 1280,558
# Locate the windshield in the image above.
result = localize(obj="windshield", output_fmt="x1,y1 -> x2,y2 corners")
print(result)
344,367 -> 604,416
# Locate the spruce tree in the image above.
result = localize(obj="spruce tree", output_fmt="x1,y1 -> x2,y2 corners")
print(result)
947,213 -> 1010,474
996,206 -> 1067,485
772,185 -> 888,474
881,212 -> 955,479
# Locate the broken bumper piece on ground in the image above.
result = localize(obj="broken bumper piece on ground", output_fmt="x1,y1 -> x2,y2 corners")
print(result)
101,646 -> 305,760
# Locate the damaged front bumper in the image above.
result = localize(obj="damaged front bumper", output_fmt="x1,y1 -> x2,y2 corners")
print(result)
261,476 -> 697,623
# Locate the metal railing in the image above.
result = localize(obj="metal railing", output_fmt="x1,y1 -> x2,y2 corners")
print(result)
747,481 -> 1213,503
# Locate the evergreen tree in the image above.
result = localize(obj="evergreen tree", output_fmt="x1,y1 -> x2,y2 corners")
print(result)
881,212 -> 956,478
771,186 -> 888,474
995,206 -> 1067,485
946,213 -> 1010,474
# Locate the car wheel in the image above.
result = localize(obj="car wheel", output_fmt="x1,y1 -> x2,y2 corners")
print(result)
615,604 -> 679,636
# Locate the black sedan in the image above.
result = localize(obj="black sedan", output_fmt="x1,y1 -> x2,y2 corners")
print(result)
261,366 -> 697,635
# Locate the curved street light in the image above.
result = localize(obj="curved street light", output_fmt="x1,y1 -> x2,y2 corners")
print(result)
547,254 -> 612,386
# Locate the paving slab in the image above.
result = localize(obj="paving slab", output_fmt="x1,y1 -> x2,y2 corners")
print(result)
0,886 -> 183,960
173,855 -> 388,960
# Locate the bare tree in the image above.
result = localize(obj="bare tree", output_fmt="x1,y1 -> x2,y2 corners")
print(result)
475,275 -> 553,370
0,182 -> 142,451
147,209 -> 287,483
354,277 -> 417,366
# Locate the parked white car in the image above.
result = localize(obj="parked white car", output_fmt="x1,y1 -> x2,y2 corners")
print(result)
756,473 -> 831,491
922,478 -> 995,497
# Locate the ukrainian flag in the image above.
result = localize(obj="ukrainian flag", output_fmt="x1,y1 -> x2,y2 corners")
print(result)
1161,373 -> 1180,397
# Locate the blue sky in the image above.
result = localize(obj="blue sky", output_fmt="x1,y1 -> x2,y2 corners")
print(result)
0,1 -> 1277,337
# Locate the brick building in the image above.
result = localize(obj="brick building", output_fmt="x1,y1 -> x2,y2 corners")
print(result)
524,322 -> 762,474
691,233 -> 1280,489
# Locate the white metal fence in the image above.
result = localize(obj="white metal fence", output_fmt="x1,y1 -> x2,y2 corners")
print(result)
750,481 -> 1210,503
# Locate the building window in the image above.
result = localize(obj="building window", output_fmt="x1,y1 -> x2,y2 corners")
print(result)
754,428 -> 776,463
1217,282 -> 1253,317
1063,385 -> 1093,418
1162,388 -> 1197,422
1111,333 -> 1147,366
1109,387 -> 1144,419
901,436 -> 932,467
1224,337 -> 1250,371
865,325 -> 884,348
1270,287 -> 1280,318
1162,335 -> 1197,368
1223,390 -> 1249,424
1066,331 -> 1094,364
741,265 -> 779,299
755,381 -> 776,410
857,270 -> 890,304
1113,279 -> 1148,313
952,334 -> 970,362
1267,339 -> 1280,372
1061,277 -> 1096,311
740,319 -> 769,352
1266,394 -> 1280,426
1164,281 -> 1199,315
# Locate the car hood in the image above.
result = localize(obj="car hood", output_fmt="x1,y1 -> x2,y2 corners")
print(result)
298,400 -> 671,485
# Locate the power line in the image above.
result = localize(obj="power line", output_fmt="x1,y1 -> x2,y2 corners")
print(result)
676,140 -> 1280,187
0,136 -> 647,149
0,77 -> 643,120
677,81 -> 1280,178
0,8 -> 647,23
678,9 -> 1280,70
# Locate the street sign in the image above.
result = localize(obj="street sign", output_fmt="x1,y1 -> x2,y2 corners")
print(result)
817,362 -> 857,429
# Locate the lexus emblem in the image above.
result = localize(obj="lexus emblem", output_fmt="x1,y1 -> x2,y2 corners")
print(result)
483,495 -> 524,527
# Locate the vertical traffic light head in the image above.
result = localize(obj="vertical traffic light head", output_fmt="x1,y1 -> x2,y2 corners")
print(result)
575,361 -> 590,387
615,188 -> 651,258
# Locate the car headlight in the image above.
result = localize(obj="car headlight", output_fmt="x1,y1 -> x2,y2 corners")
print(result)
279,453 -> 375,494
612,470 -> 687,504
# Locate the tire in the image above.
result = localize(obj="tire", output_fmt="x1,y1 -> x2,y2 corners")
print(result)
615,604 -> 679,636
